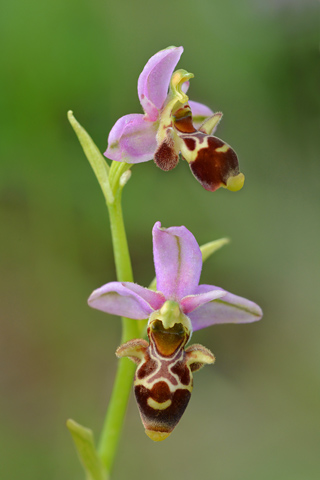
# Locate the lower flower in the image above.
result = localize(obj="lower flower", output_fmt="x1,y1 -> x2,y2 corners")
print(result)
88,222 -> 262,440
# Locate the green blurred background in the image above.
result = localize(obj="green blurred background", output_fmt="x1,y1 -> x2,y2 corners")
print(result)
1,0 -> 319,478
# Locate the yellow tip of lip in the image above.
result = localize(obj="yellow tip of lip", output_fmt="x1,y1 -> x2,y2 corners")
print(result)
226,173 -> 245,192
145,429 -> 171,442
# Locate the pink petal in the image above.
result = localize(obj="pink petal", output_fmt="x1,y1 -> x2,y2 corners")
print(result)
152,221 -> 202,301
187,285 -> 263,331
105,114 -> 158,163
88,281 -> 165,319
188,100 -> 214,129
138,46 -> 183,121
180,289 -> 227,314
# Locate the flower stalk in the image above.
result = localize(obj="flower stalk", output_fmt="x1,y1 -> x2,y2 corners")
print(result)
97,163 -> 143,473
68,112 -> 142,478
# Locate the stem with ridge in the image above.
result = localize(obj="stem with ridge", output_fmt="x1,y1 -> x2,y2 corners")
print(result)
68,112 -> 142,479
98,162 -> 141,475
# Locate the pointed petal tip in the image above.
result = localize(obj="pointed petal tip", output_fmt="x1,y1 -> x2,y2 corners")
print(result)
198,111 -> 222,135
200,237 -> 230,263
253,303 -> 263,321
163,45 -> 184,54
87,287 -> 100,305
181,288 -> 227,314
187,285 -> 263,330
138,47 -> 184,118
153,220 -> 162,230
152,222 -> 202,300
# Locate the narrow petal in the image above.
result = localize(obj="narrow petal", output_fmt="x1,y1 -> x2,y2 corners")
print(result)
138,46 -> 183,121
152,221 -> 202,301
188,285 -> 262,331
105,114 -> 158,163
198,113 -> 222,135
180,289 -> 227,314
188,100 -> 214,129
88,281 -> 165,319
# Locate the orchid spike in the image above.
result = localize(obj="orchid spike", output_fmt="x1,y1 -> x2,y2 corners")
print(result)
105,47 -> 245,192
88,222 -> 262,441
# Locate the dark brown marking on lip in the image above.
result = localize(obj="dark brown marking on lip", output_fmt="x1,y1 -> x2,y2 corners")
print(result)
135,384 -> 192,433
183,137 -> 196,151
150,381 -> 171,402
171,360 -> 191,386
137,350 -> 157,380
190,136 -> 239,192
181,131 -> 206,144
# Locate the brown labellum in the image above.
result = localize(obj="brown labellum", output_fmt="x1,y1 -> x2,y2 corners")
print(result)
188,136 -> 240,192
172,106 -> 243,192
116,319 -> 215,441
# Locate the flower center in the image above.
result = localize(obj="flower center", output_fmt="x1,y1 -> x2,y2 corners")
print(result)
156,69 -> 194,146
149,319 -> 188,356
153,69 -> 245,192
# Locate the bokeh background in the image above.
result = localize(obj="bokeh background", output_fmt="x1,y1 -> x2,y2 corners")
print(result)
1,0 -> 319,479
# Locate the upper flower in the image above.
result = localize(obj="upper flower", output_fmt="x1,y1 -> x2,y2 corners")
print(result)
105,47 -> 245,193
88,221 -> 262,332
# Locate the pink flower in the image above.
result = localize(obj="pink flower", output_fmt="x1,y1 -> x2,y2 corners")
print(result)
88,222 -> 262,333
105,47 -> 245,192
88,222 -> 262,441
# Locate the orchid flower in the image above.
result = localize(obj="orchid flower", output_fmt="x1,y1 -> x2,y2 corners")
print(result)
89,222 -> 262,441
105,46 -> 245,193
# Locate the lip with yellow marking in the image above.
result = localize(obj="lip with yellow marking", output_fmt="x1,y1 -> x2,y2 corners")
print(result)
147,397 -> 172,410
215,143 -> 230,153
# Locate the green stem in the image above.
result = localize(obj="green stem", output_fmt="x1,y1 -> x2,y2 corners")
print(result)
68,112 -> 142,478
98,162 -> 141,475
98,356 -> 136,473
